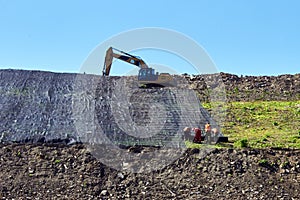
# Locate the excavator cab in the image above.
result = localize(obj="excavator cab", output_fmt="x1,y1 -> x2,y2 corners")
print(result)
138,68 -> 158,81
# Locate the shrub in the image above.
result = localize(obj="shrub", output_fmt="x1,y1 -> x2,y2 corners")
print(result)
234,138 -> 248,148
273,121 -> 279,126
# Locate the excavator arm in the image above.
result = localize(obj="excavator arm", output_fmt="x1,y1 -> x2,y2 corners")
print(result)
102,47 -> 149,76
102,46 -> 176,87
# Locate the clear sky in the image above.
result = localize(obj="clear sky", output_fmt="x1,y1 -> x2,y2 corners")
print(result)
0,0 -> 299,76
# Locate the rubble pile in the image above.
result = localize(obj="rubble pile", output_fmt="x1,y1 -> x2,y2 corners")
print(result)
185,72 -> 300,102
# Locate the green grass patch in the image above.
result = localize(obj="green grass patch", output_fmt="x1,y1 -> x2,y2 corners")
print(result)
185,141 -> 226,149
185,141 -> 202,149
202,100 -> 300,149
54,159 -> 61,164
259,159 -> 268,165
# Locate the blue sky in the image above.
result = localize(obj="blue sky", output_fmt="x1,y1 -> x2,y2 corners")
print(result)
0,0 -> 299,75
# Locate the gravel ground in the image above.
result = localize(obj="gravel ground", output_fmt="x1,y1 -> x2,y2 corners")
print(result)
0,144 -> 299,199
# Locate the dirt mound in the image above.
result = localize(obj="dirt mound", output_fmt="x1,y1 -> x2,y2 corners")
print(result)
185,72 -> 300,102
0,144 -> 299,199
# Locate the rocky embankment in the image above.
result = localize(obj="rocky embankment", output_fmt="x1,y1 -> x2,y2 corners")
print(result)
185,72 -> 300,102
0,69 -> 218,144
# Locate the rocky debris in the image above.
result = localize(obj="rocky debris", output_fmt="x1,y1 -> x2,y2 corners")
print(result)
184,72 -> 300,102
0,144 -> 299,199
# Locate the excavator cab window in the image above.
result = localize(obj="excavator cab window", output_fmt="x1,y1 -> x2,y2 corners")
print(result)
151,68 -> 155,75
138,68 -> 158,81
140,69 -> 146,77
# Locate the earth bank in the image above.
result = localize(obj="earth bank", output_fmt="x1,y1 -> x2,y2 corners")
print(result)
0,144 -> 299,199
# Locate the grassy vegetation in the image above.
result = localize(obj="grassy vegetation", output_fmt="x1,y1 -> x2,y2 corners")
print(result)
185,141 -> 203,149
202,100 -> 300,149
185,141 -> 230,149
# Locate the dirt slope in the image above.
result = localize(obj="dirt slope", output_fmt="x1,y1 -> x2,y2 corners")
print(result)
0,144 -> 299,199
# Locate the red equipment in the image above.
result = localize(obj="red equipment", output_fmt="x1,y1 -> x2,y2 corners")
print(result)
193,128 -> 202,143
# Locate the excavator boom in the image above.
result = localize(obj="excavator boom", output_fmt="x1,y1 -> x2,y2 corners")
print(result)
102,47 -> 176,87
103,47 -> 148,76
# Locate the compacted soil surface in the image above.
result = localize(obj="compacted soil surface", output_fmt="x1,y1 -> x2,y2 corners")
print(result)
0,144 -> 299,199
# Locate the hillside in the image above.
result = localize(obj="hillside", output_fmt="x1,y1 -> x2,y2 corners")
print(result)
0,69 -> 219,145
0,69 -> 299,199
187,72 -> 300,149
1,69 -> 299,145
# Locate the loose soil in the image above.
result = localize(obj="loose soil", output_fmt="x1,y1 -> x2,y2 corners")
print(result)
0,144 -> 299,199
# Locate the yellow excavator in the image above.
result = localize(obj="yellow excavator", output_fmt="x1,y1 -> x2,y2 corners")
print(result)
102,47 -> 176,87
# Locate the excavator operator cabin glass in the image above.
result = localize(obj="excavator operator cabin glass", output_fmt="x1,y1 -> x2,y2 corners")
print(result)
139,69 -> 146,77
